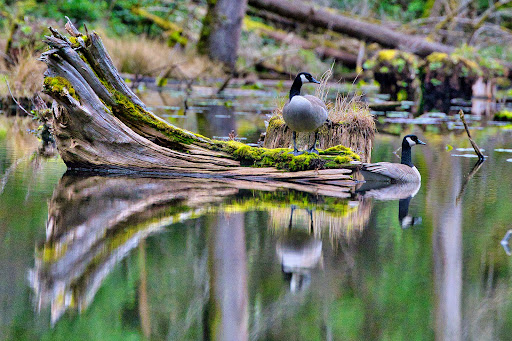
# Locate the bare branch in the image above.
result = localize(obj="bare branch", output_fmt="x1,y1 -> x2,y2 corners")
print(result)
4,77 -> 33,117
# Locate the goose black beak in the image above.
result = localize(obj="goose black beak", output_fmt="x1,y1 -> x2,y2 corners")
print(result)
417,139 -> 426,145
311,77 -> 321,84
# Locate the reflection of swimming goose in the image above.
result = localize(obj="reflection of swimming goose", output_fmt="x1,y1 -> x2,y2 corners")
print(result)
282,72 -> 328,156
356,181 -> 422,229
361,135 -> 426,183
398,197 -> 422,229
276,206 -> 322,291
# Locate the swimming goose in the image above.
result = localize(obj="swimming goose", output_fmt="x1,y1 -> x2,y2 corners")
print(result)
282,72 -> 328,155
361,135 -> 426,183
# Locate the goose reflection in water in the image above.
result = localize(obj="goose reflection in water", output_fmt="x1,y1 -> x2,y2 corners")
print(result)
276,206 -> 323,292
356,180 -> 422,229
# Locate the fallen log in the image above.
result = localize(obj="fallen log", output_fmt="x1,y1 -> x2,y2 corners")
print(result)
248,0 -> 454,57
244,17 -> 357,67
39,21 -> 362,185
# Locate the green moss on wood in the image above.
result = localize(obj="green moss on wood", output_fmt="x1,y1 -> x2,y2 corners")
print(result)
43,76 -> 79,101
68,35 -> 88,48
217,141 -> 359,171
268,115 -> 286,129
110,89 -> 210,147
426,52 -> 482,77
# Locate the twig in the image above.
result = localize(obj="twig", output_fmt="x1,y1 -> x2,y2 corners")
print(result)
4,77 -> 33,116
459,110 -> 484,161
456,159 -> 484,204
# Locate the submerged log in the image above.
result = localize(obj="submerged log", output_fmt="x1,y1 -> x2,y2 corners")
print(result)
39,21 -> 361,184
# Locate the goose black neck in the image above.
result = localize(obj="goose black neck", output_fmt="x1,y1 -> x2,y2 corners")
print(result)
401,140 -> 413,167
289,76 -> 302,100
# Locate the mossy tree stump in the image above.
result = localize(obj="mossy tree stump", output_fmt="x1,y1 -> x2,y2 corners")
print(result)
422,52 -> 504,113
39,21 -> 360,186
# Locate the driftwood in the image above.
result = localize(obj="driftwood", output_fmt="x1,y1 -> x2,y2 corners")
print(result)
248,0 -> 454,57
39,21 -> 361,187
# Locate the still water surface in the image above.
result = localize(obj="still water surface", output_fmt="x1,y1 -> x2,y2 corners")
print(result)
1,101 -> 512,340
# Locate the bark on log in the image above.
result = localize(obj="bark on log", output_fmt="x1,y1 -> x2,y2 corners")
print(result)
248,0 -> 455,57
39,21 -> 362,184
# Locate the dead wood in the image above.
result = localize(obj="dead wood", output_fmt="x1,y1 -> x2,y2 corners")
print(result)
459,109 -> 485,162
39,21 -> 362,185
250,27 -> 357,67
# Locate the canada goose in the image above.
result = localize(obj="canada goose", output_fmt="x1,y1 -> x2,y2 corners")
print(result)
361,134 -> 426,183
282,72 -> 328,155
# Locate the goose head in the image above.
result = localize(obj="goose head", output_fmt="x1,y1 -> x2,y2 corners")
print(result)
290,72 -> 320,99
297,72 -> 320,85
403,134 -> 426,147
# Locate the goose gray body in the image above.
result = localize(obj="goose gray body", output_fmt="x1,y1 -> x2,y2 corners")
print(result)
283,72 -> 328,155
361,135 -> 426,183
283,95 -> 328,132
361,162 -> 422,183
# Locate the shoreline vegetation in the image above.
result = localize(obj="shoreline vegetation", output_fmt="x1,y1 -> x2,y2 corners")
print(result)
0,0 -> 510,115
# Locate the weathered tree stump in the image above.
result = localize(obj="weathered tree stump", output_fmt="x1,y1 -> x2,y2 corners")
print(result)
421,52 -> 502,113
39,21 -> 361,187
263,99 -> 375,163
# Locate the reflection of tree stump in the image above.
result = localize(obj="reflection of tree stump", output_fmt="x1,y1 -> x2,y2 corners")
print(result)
40,21 -> 360,178
28,173 -> 363,324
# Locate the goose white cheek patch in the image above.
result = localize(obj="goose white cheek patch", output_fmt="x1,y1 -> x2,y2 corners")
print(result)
300,74 -> 308,83
406,137 -> 416,146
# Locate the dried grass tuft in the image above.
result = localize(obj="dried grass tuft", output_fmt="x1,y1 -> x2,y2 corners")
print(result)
0,50 -> 45,98
99,29 -> 224,79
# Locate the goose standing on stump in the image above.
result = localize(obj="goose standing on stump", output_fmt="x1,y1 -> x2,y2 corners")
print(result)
361,135 -> 426,183
283,72 -> 328,155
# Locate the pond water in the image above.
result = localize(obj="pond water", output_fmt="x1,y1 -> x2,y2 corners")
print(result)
1,88 -> 512,340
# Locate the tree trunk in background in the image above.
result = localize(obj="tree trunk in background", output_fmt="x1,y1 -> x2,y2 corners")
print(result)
248,0 -> 454,57
198,0 -> 248,70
